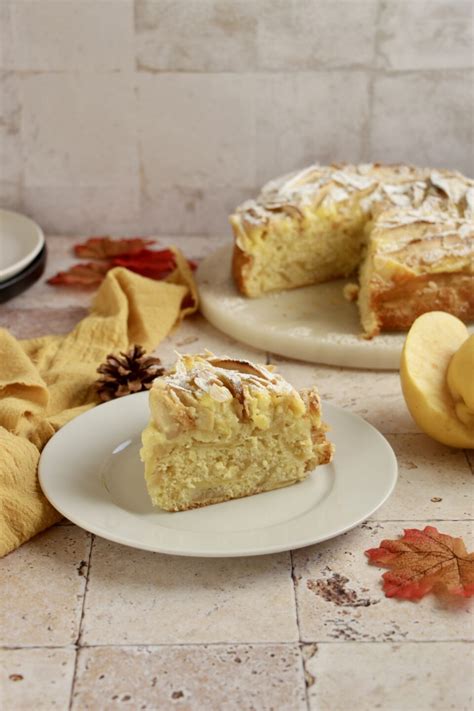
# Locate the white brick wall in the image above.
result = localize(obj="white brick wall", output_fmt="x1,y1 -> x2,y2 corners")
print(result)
0,0 -> 473,235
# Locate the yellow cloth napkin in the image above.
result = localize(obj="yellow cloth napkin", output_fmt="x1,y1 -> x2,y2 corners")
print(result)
0,256 -> 198,557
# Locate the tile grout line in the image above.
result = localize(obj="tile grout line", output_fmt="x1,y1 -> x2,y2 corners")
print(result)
359,0 -> 382,161
301,645 -> 311,711
289,550 -> 311,711
373,0 -> 386,74
368,518 -> 474,523
1,639 -> 472,652
270,349 -> 306,708
67,532 -> 95,711
54,517 -> 474,528
5,66 -> 474,78
299,637 -> 474,646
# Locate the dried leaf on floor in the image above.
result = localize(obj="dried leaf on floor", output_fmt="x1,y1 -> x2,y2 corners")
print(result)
365,526 -> 474,600
47,262 -> 111,287
74,236 -> 155,259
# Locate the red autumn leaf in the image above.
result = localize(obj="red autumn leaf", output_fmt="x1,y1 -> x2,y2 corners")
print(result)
112,249 -> 196,269
365,526 -> 474,600
47,261 -> 111,287
111,248 -> 176,279
111,249 -> 196,276
112,248 -> 175,265
48,238 -> 197,288
74,236 -> 155,259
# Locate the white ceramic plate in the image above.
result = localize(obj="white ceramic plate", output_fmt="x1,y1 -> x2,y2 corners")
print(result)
0,209 -> 45,282
197,245 -> 474,370
39,392 -> 397,557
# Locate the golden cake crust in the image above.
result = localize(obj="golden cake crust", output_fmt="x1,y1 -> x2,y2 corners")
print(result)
232,243 -> 254,297
230,163 -> 474,336
369,273 -> 474,334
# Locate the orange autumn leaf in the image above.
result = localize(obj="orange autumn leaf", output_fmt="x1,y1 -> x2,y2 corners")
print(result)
111,248 -> 177,276
365,526 -> 474,600
48,238 -> 196,289
47,261 -> 111,287
74,236 -> 155,259
47,243 -> 196,289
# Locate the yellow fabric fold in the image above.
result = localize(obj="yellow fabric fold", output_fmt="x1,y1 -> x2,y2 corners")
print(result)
0,262 -> 197,557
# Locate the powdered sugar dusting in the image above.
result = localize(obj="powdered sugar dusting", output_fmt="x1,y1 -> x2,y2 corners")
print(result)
233,163 -> 474,233
155,353 -> 295,400
430,170 -> 470,204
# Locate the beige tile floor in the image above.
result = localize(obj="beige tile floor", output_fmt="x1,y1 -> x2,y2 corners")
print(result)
0,236 -> 473,711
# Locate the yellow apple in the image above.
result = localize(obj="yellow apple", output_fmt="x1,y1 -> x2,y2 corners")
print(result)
447,334 -> 474,428
400,311 -> 474,448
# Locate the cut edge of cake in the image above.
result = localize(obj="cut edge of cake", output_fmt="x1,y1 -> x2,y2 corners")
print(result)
230,163 -> 474,338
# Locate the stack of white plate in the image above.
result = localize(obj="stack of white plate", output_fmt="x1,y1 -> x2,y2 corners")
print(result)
0,210 -> 46,303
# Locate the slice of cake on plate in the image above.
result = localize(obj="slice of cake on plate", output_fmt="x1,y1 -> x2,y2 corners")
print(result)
140,353 -> 333,512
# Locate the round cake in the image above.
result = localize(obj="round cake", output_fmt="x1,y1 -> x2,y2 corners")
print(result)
230,164 -> 474,338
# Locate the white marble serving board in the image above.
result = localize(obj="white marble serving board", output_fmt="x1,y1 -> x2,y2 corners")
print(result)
197,244 -> 473,370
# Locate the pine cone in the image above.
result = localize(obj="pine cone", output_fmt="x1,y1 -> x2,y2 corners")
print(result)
96,345 -> 164,402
